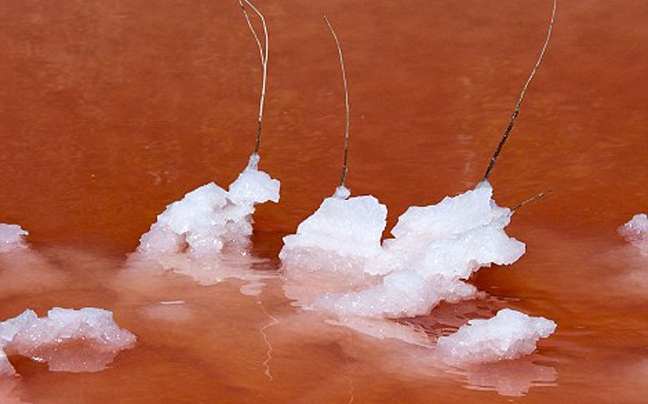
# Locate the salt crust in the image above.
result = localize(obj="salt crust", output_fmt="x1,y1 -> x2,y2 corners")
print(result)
280,182 -> 555,363
436,309 -> 556,365
619,213 -> 648,256
281,181 -> 524,318
135,153 -> 279,282
0,308 -> 136,376
0,224 -> 28,253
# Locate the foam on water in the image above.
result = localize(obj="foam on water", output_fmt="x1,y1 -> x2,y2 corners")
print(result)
619,213 -> 648,256
436,309 -> 556,365
135,153 -> 280,283
0,308 -> 136,375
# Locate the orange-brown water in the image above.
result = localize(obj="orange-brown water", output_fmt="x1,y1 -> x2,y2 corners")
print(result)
0,0 -> 647,402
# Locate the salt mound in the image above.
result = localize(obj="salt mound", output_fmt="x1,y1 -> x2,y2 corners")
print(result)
376,181 -> 524,278
619,213 -> 648,256
436,309 -> 556,365
0,224 -> 28,253
135,153 -> 279,283
0,308 -> 136,375
280,186 -> 387,303
139,153 -> 279,257
289,182 -> 525,319
279,182 -> 555,362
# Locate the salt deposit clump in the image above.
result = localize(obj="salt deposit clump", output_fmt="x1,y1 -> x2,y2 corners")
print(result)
619,213 -> 648,256
139,154 -> 279,257
0,308 -> 136,375
279,181 -> 557,363
280,186 -> 387,303
436,309 -> 556,365
135,153 -> 279,283
0,224 -> 28,253
282,181 -> 525,319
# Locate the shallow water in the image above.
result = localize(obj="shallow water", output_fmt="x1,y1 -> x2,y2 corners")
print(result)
0,0 -> 647,402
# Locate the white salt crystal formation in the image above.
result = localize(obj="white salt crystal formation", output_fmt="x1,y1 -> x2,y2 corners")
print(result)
280,182 -> 555,363
0,308 -> 136,375
280,186 -> 388,304
619,213 -> 648,256
284,181 -> 525,319
134,154 -> 279,283
139,154 -> 279,257
436,309 -> 556,365
0,224 -> 28,253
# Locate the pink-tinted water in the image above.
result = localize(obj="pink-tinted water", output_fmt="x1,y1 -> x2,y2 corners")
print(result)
0,0 -> 647,402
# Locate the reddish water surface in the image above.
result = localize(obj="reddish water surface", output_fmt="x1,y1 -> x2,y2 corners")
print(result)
0,0 -> 647,403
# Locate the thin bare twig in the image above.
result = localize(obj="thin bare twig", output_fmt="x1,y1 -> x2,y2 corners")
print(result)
483,0 -> 557,181
237,0 -> 268,155
512,189 -> 551,211
324,16 -> 351,188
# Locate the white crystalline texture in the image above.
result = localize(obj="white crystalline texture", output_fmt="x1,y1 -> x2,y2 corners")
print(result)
0,310 -> 37,377
281,194 -> 387,263
11,308 -> 136,352
619,213 -> 648,256
436,309 -> 556,365
310,273 -> 476,319
137,153 -> 280,258
280,192 -> 388,303
333,185 -> 351,200
377,181 -> 524,278
0,308 -> 136,375
286,181 -> 526,320
0,224 -> 28,253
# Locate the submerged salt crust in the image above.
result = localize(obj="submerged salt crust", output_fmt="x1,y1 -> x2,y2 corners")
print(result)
133,153 -> 280,284
619,213 -> 648,256
0,228 -> 69,299
0,308 -> 136,375
280,182 -> 555,363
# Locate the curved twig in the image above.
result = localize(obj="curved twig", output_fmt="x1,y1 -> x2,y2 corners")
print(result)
483,0 -> 557,181
512,189 -> 551,211
237,0 -> 269,154
323,15 -> 351,188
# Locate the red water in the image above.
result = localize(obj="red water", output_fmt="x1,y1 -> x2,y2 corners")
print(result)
0,0 -> 647,402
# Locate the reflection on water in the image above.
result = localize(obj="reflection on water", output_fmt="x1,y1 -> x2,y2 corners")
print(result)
460,360 -> 557,397
0,0 -> 647,402
0,378 -> 27,404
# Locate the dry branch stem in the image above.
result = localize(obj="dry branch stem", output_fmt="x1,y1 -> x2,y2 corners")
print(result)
483,0 -> 557,181
512,190 -> 551,211
238,0 -> 269,154
324,16 -> 351,188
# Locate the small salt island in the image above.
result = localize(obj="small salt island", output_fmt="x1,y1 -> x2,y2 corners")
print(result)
619,213 -> 648,256
0,308 -> 136,376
